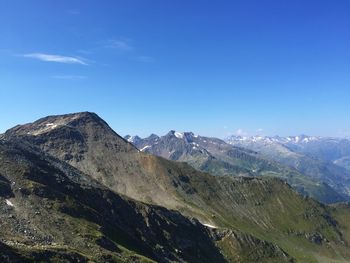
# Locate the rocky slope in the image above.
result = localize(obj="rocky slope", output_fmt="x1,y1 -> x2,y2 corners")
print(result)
125,131 -> 347,204
0,137 -> 296,262
4,112 -> 350,262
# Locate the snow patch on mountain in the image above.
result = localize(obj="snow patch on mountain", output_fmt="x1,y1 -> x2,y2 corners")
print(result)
226,135 -> 322,145
140,145 -> 151,151
175,132 -> 184,139
202,223 -> 217,229
5,199 -> 14,207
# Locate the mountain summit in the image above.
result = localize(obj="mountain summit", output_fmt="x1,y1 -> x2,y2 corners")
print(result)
3,113 -> 350,262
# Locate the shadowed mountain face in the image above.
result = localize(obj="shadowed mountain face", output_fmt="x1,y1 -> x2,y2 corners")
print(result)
125,131 -> 348,204
226,135 -> 350,197
1,138 -> 290,263
3,112 -> 350,262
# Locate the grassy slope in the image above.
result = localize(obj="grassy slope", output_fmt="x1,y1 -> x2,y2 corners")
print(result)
0,139 -> 295,263
4,112 -> 350,262
142,157 -> 350,262
139,134 -> 347,204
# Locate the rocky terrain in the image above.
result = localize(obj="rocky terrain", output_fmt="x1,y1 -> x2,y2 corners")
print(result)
2,112 -> 350,262
0,138 -> 296,262
126,131 -> 347,204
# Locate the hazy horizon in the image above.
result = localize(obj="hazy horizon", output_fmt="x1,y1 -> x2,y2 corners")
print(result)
0,110 -> 349,140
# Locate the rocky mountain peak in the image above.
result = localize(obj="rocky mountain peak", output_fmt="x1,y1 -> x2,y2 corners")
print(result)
147,133 -> 159,140
166,130 -> 178,137
164,130 -> 197,142
2,112 -> 350,262
125,135 -> 142,144
4,112 -> 137,165
5,112 -> 107,137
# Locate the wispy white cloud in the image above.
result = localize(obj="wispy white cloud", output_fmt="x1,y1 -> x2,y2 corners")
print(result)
23,53 -> 87,65
52,75 -> 87,80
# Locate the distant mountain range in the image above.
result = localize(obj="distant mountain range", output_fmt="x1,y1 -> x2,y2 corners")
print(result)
126,131 -> 350,204
1,113 -> 350,262
226,134 -> 350,164
226,135 -> 350,197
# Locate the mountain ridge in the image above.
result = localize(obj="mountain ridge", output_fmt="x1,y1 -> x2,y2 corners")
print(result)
3,112 -> 350,262
0,137 -> 241,262
226,134 -> 350,197
125,131 -> 349,204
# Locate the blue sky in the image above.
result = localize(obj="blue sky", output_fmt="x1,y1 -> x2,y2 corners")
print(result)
1,0 -> 350,138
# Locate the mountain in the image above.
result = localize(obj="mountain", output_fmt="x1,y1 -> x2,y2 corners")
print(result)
226,135 -> 350,197
281,136 -> 350,162
0,138 -> 229,262
4,112 -> 350,262
125,131 -> 347,204
282,136 -> 350,173
1,136 -> 300,262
